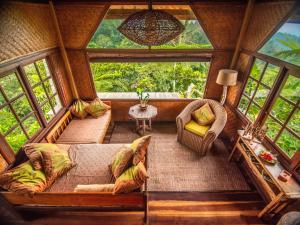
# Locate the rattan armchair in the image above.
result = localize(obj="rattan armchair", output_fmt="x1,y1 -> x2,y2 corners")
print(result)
176,99 -> 227,156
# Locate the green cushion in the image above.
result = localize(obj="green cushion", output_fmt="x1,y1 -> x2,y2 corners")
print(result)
191,103 -> 215,126
70,99 -> 89,119
110,145 -> 134,179
85,98 -> 111,118
130,135 -> 151,165
184,120 -> 210,137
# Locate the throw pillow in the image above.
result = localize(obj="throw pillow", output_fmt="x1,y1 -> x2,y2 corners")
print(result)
130,135 -> 151,165
0,161 -> 47,196
191,103 -> 215,126
109,145 -> 134,179
74,184 -> 114,193
70,99 -> 89,119
85,98 -> 111,118
113,162 -> 148,194
23,143 -> 61,170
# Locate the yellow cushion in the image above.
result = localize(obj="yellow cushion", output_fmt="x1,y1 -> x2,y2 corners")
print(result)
191,103 -> 215,126
184,120 -> 210,137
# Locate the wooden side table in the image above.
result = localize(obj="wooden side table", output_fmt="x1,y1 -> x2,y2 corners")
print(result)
228,130 -> 300,218
129,104 -> 157,136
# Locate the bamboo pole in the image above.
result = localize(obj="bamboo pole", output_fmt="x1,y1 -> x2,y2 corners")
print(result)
49,1 -> 79,99
230,0 -> 255,69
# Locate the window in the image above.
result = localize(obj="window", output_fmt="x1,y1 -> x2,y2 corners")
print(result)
90,62 -> 210,98
238,58 -> 280,121
23,59 -> 62,122
263,74 -> 299,158
0,72 -> 41,152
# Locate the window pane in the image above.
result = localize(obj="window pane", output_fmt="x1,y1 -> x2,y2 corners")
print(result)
244,78 -> 257,98
261,64 -> 280,87
247,103 -> 260,121
44,80 -> 55,97
249,59 -> 266,80
270,98 -> 293,123
276,129 -> 300,158
238,95 -> 249,114
51,95 -> 62,114
265,116 -> 281,140
0,92 -> 5,105
280,75 -> 299,103
0,107 -> 18,134
0,73 -> 23,99
11,96 -> 33,119
287,109 -> 299,136
5,126 -> 27,153
24,63 -> 40,87
41,102 -> 54,122
36,59 -> 49,80
23,115 -> 41,138
33,85 -> 48,105
254,85 -> 269,107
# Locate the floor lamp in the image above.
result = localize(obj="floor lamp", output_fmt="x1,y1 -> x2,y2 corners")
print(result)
216,69 -> 238,105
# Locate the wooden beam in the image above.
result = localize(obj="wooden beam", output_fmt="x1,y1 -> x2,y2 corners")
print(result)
49,1 -> 79,99
230,0 -> 255,69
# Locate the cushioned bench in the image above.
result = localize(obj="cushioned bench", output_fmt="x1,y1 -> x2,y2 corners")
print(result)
46,102 -> 112,144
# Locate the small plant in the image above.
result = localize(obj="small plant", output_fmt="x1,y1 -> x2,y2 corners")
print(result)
136,87 -> 150,107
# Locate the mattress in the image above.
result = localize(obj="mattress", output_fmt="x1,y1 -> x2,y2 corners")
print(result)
46,143 -> 125,193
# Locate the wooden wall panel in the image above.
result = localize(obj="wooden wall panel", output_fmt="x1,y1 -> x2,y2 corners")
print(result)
55,4 -> 108,49
223,105 -> 243,141
67,49 -> 96,100
191,3 -> 246,50
241,1 -> 295,52
0,2 -> 58,64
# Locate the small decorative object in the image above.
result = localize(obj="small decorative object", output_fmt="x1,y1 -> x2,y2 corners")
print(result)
118,1 -> 184,46
137,88 -> 150,111
278,170 -> 292,182
216,69 -> 238,105
252,124 -> 268,143
259,150 -> 277,165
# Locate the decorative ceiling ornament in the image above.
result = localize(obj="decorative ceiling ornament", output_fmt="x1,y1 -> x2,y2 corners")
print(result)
117,3 -> 184,46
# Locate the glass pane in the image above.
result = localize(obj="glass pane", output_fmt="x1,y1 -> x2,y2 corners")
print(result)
5,126 -> 27,153
0,107 -> 18,135
238,95 -> 249,114
33,85 -> 48,105
249,59 -> 266,80
51,95 -> 62,114
24,63 -> 40,87
254,85 -> 269,107
35,59 -> 49,80
41,102 -> 54,122
276,129 -> 300,158
270,98 -> 293,123
0,73 -> 23,100
44,80 -> 55,97
264,116 -> 281,140
244,78 -> 257,98
280,75 -> 299,103
261,64 -> 280,87
23,115 -> 41,138
11,96 -> 32,119
0,92 -> 5,105
287,109 -> 299,136
247,103 -> 260,121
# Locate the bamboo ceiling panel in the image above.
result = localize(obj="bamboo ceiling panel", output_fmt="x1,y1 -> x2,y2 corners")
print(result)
192,3 -> 246,50
55,4 -> 108,49
241,1 -> 295,52
0,2 -> 57,64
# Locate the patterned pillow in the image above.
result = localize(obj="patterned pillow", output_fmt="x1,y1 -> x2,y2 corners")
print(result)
23,143 -> 62,170
70,99 -> 89,119
41,148 -> 74,185
113,162 -> 148,194
191,103 -> 215,126
0,161 -> 47,196
74,184 -> 114,193
130,135 -> 151,165
85,98 -> 111,118
109,145 -> 134,179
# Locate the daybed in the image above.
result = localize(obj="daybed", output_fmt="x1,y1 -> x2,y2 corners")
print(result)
0,144 -> 146,211
45,101 -> 112,144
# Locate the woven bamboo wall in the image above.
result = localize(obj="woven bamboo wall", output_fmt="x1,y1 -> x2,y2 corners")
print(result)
55,4 -> 108,49
0,2 -> 58,64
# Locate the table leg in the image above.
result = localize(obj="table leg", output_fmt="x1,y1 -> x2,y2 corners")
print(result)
228,136 -> 240,162
142,120 -> 146,135
258,193 -> 284,218
149,118 -> 152,131
135,119 -> 139,132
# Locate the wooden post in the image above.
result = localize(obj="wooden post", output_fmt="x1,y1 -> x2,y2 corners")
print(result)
49,1 -> 79,99
230,0 -> 255,69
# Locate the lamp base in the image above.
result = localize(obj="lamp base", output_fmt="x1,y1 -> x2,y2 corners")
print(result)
220,86 -> 228,105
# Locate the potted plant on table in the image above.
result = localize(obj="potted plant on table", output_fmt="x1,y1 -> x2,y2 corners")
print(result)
136,87 -> 150,110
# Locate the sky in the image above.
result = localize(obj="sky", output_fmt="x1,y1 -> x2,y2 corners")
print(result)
278,23 -> 300,36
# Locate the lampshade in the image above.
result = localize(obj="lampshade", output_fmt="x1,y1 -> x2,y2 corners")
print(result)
216,69 -> 238,86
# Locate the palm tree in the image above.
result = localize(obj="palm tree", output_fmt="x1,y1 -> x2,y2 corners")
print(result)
274,35 -> 300,58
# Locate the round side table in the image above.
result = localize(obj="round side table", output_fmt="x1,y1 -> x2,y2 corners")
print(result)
129,104 -> 157,136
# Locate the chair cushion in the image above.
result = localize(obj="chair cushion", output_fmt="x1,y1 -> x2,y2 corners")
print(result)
74,184 -> 114,193
56,110 -> 111,144
184,120 -> 210,137
70,99 -> 89,119
130,135 -> 151,165
85,98 -> 111,118
192,103 -> 215,126
114,162 -> 148,194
